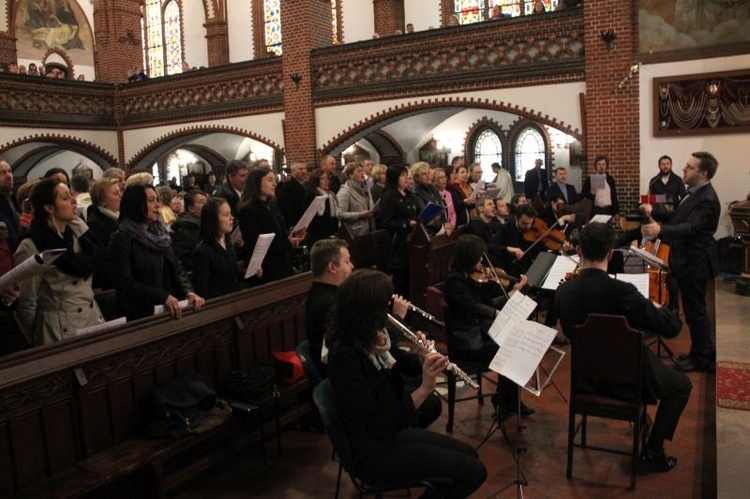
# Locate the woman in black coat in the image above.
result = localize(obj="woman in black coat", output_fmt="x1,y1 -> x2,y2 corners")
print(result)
107,184 -> 204,321
376,165 -> 417,298
238,167 -> 305,285
327,269 -> 487,497
87,178 -> 121,290
192,197 -> 245,299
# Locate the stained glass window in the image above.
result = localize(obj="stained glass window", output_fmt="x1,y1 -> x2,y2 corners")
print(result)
142,0 -> 184,78
459,0 -> 559,23
264,0 -> 282,56
331,0 -> 339,44
514,127 -> 545,181
473,129 -> 503,182
454,0 -> 485,24
164,1 -> 182,75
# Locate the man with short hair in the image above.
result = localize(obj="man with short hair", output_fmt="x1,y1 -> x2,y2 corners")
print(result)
546,166 -> 579,205
494,198 -> 510,224
641,152 -> 721,373
0,159 -> 21,278
583,155 -> 620,220
498,204 -> 539,275
320,154 -> 341,193
556,222 -> 692,474
306,238 -> 354,375
362,157 -> 374,188
213,160 -> 249,222
171,190 -> 209,272
204,172 -> 218,194
524,158 -> 548,204
467,197 -> 505,262
276,159 -> 309,229
648,155 -> 686,210
491,162 -> 515,202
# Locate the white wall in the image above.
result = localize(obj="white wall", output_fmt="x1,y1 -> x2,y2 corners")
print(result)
340,0 -> 375,42
182,0 -> 208,68
639,54 -> 750,238
227,0 -> 254,61
26,151 -> 105,181
404,0 -> 441,32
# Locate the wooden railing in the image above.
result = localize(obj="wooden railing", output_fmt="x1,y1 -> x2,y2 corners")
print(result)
0,272 -> 312,496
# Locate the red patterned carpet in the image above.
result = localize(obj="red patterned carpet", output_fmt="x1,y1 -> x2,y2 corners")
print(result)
717,361 -> 750,411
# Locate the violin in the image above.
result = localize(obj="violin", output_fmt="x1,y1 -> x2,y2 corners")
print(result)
470,266 -> 519,289
522,217 -> 569,253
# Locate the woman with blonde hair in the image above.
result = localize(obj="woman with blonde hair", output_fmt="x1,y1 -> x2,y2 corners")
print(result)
370,164 -> 388,203
337,162 -> 374,236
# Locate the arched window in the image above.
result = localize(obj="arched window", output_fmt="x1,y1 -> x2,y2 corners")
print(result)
473,129 -> 503,182
514,127 -> 545,182
261,0 -> 340,56
143,0 -> 184,77
455,0 -> 559,24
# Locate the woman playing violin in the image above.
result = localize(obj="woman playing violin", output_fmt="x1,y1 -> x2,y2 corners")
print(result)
443,235 -> 533,417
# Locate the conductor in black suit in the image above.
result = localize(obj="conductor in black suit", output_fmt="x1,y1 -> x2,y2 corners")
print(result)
523,158 -> 548,204
641,152 -> 721,373
556,222 -> 692,474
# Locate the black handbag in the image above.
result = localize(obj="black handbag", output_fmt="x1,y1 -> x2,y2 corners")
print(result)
141,370 -> 219,438
222,367 -> 277,403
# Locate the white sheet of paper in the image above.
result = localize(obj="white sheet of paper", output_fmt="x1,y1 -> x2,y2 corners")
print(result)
229,226 -> 242,245
589,214 -> 612,224
76,317 -> 127,336
470,180 -> 485,199
484,188 -> 501,199
245,233 -> 275,278
615,273 -> 650,300
292,195 -> 327,233
0,248 -> 66,290
590,174 -> 606,190
487,292 -> 538,346
541,256 -> 579,290
629,246 -> 668,269
489,318 -> 558,388
154,299 -> 189,315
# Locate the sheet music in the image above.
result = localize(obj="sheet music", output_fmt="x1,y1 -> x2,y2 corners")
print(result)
76,317 -> 127,336
615,273 -> 650,300
154,299 -> 189,315
590,174 -> 606,190
484,188 -> 501,199
470,180 -> 485,199
292,195 -> 327,233
228,226 -> 242,245
629,245 -> 667,269
589,214 -> 612,224
487,291 -> 538,346
245,233 -> 275,278
541,255 -> 579,290
489,318 -> 558,388
0,249 -> 66,290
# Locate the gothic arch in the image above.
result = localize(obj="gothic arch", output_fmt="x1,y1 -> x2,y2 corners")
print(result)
320,96 -> 581,155
127,124 -> 283,170
0,134 -> 119,179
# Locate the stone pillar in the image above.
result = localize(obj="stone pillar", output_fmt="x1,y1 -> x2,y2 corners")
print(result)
280,0 -> 332,164
583,0 -> 640,214
205,19 -> 229,67
93,0 -> 144,83
373,0 -> 405,36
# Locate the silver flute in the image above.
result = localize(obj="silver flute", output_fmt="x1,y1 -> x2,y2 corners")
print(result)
391,295 -> 445,328
387,314 -> 479,390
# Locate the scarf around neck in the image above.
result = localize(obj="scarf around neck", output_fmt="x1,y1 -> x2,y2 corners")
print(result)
119,217 -> 171,252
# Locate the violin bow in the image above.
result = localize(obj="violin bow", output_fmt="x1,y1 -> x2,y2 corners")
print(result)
482,251 -> 509,300
520,218 -> 562,259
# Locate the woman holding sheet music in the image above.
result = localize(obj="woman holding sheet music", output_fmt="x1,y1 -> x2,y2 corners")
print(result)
336,162 -> 374,237
15,177 -> 105,344
304,169 -> 339,246
107,184 -> 203,321
239,167 -> 306,285
443,234 -> 534,417
410,162 -> 450,237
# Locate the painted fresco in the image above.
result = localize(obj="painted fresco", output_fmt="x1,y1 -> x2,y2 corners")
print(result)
14,0 -> 94,65
639,0 -> 750,53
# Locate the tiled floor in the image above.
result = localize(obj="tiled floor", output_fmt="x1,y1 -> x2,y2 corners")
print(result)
177,277 -> 750,498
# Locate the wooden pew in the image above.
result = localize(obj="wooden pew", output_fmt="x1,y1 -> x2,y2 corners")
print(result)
408,226 -> 459,308
0,272 -> 313,497
337,224 -> 389,271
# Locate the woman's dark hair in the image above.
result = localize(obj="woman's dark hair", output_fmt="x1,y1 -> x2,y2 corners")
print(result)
450,234 -> 486,274
385,164 -> 407,189
241,167 -> 273,204
199,197 -> 228,244
119,183 -> 154,224
326,269 -> 393,351
307,168 -> 328,190
30,177 -> 62,227
43,167 -> 70,186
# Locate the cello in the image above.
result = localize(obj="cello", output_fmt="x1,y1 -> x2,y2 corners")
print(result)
643,238 -> 670,307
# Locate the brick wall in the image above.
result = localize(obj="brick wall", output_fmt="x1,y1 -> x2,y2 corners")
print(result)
93,0 -> 144,83
280,0 -> 333,164
205,19 -> 229,66
373,0 -> 405,36
0,32 -> 16,66
583,0 -> 641,213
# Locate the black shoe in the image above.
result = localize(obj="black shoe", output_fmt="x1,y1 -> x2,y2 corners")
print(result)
639,448 -> 677,474
502,401 -> 536,418
674,356 -> 715,373
552,336 -> 570,347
